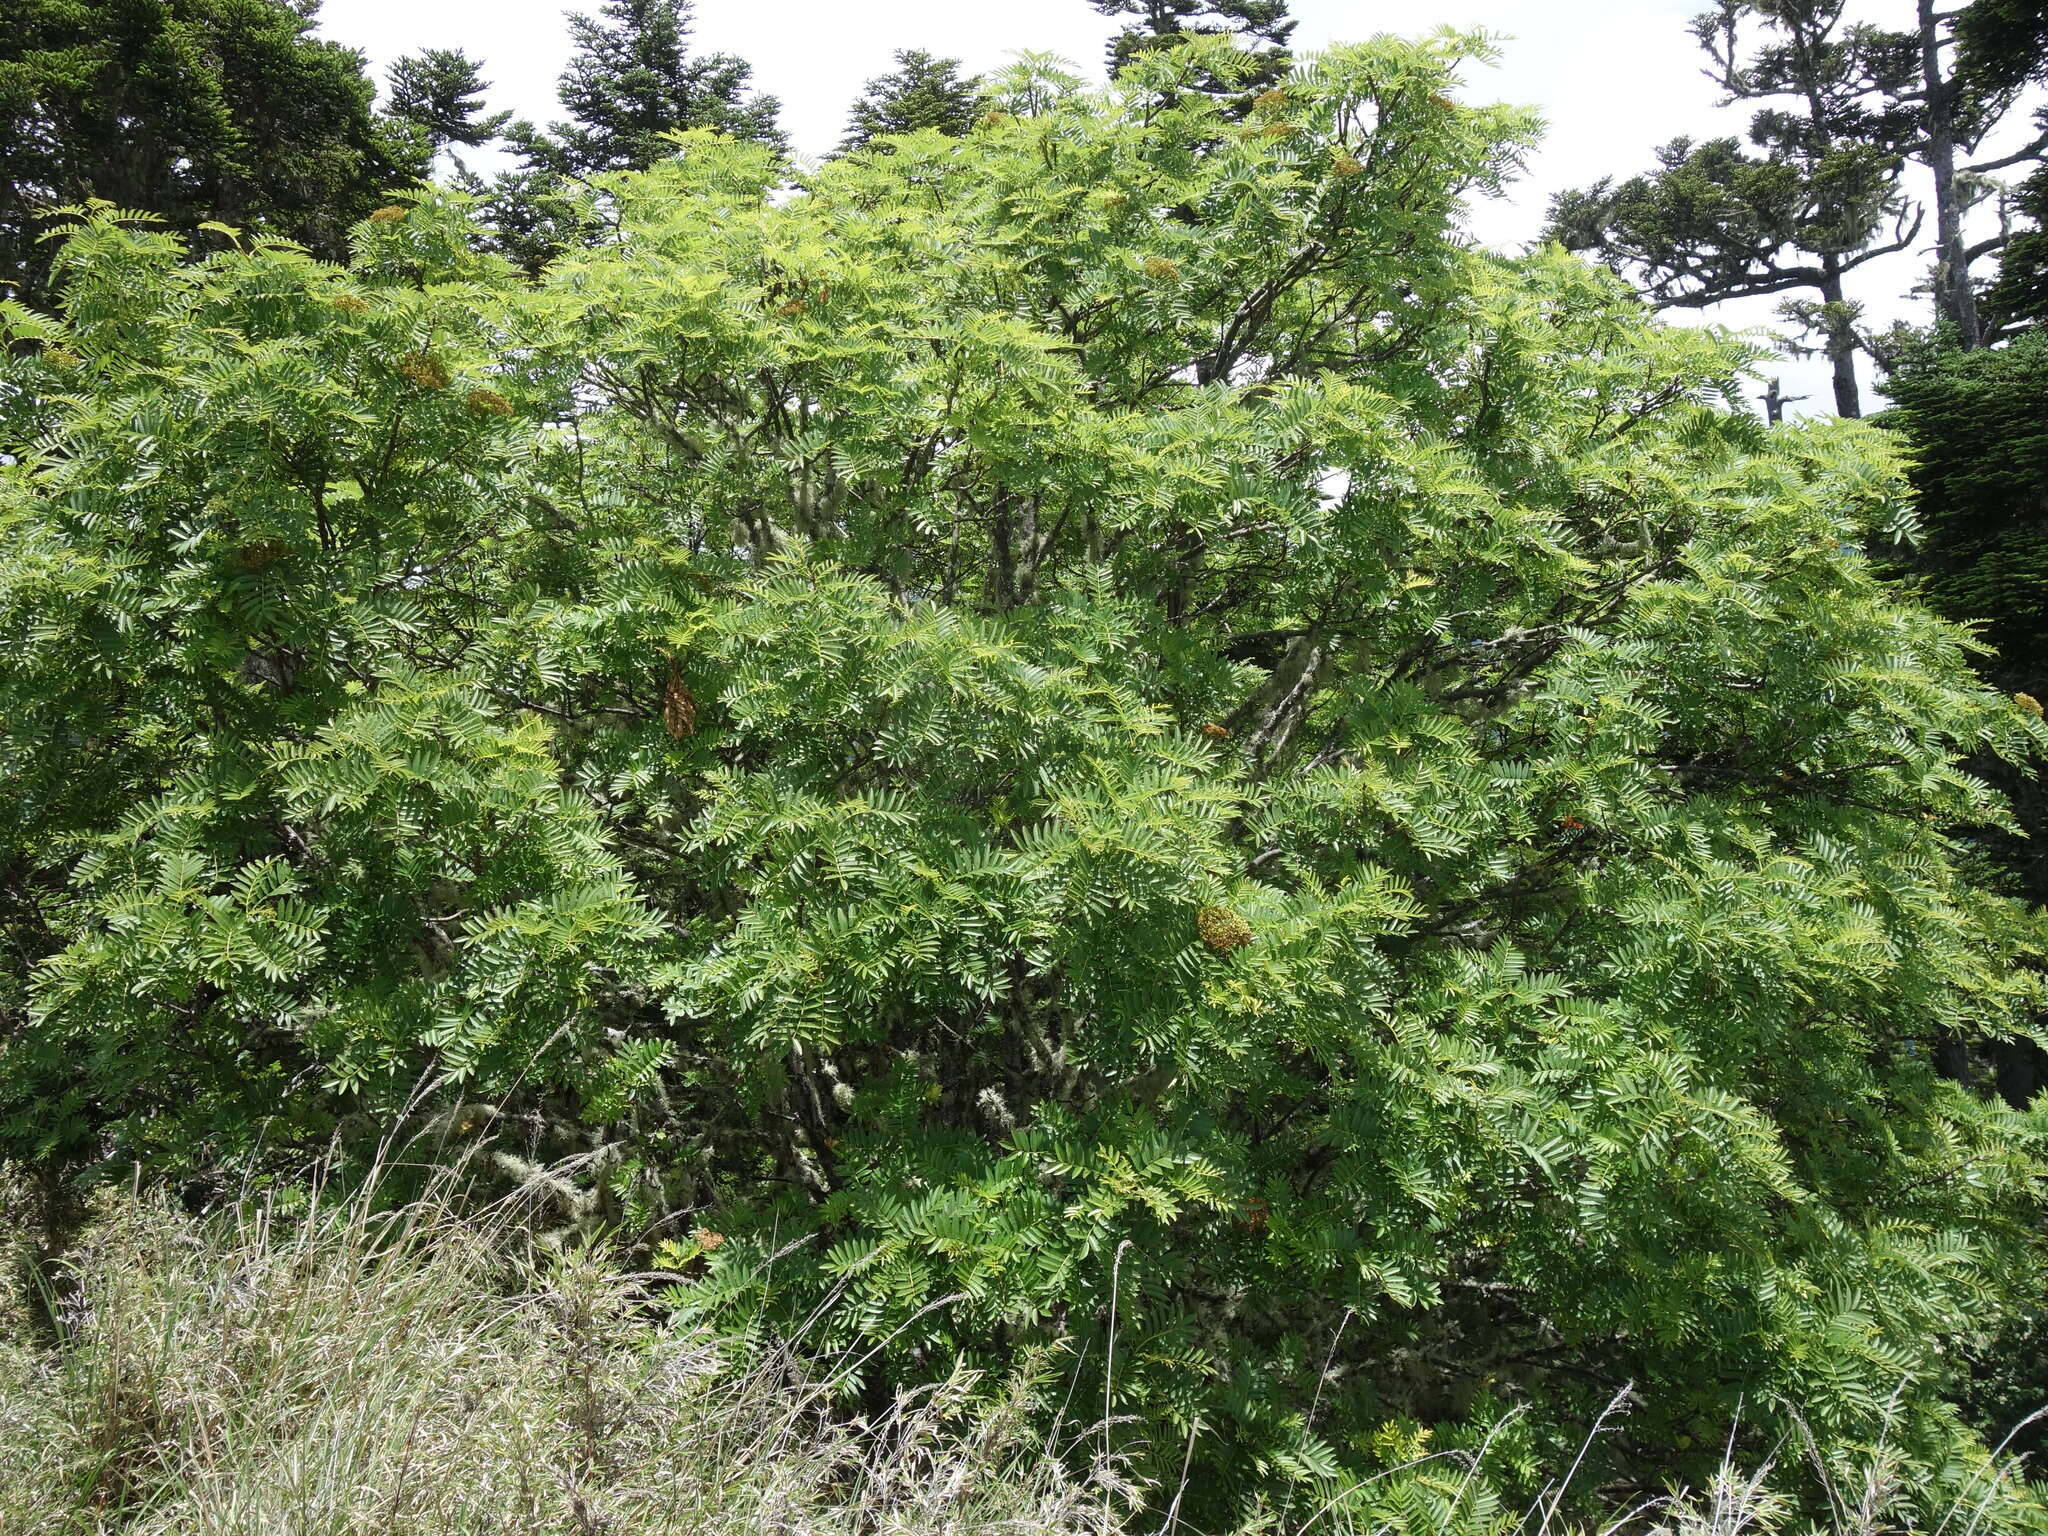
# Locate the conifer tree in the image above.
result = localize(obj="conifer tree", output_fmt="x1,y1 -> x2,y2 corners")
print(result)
841,50 -> 983,152
384,47 -> 509,158
1091,0 -> 1296,88
0,0 -> 428,304
1985,159 -> 2048,327
506,0 -> 782,180
475,0 -> 780,274
1549,1 -> 1920,417
1959,2 -> 2048,336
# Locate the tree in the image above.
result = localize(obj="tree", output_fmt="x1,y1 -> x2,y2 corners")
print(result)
1984,156 -> 2048,327
1550,1 -> 1923,417
475,0 -> 781,275
384,47 -> 509,159
506,0 -> 782,181
1555,0 -> 2048,395
1091,0 -> 1296,88
1875,324 -> 2048,1457
0,0 -> 428,305
840,50 -> 983,152
1863,0 -> 2048,348
1881,335 -> 2048,1060
1962,3 -> 2048,335
5,35 -> 2048,1530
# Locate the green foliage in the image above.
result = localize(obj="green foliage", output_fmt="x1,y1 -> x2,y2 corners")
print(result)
1988,156 -> 2048,332
507,0 -> 782,180
840,50 -> 984,153
1876,329 -> 2048,1135
1547,132 -> 1907,303
9,1182 -> 2036,1536
475,0 -> 781,275
1955,0 -> 2048,96
1093,0 -> 1294,37
1548,2 -> 1922,417
0,0 -> 430,305
384,47 -> 510,157
3,32 -> 2048,1528
1090,0 -> 1296,85
1881,332 -> 2048,678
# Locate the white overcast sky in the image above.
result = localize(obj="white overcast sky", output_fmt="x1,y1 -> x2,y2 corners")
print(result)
315,0 -> 2034,416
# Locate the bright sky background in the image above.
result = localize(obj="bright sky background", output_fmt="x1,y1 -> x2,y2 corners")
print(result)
316,0 -> 2033,416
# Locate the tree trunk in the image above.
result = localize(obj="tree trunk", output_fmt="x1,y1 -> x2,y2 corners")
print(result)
1920,0 -> 1981,347
1818,257 -> 1862,418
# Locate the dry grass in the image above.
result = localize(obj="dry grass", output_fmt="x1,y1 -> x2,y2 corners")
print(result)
0,1183 -> 1103,1536
2,1181 -> 2040,1536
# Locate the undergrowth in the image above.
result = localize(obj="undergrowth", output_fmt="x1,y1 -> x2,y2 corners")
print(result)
1,1180 -> 2040,1536
0,1179 -> 1104,1536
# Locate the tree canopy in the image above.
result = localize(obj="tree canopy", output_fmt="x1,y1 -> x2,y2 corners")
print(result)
384,47 -> 509,158
0,0 -> 427,305
1548,1 -> 1922,417
840,50 -> 983,152
1551,0 -> 2048,409
1091,0 -> 1296,91
506,0 -> 782,180
3,28 -> 2047,1531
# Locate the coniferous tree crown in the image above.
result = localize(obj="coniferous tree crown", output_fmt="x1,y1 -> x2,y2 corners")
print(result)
0,0 -> 429,303
385,47 -> 510,154
840,50 -> 984,152
1090,0 -> 1296,83
507,0 -> 783,180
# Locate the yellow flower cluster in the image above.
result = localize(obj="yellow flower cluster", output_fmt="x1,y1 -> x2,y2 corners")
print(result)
396,351 -> 450,390
1196,905 -> 1253,954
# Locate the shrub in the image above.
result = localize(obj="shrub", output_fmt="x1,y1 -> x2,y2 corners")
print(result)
2,32 -> 2045,1525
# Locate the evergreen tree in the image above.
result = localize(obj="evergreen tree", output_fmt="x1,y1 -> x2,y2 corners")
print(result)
1549,1 -> 1921,417
506,0 -> 782,180
1091,0 -> 1296,88
1882,335 -> 2048,917
1985,158 -> 2048,327
384,47 -> 509,158
474,0 -> 780,275
0,0 -> 428,304
1859,0 -> 2048,349
841,50 -> 983,152
1962,2 -> 2048,334
1554,1 -> 2048,392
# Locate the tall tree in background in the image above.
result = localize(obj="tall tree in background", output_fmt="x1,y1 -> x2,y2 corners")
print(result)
506,0 -> 782,179
1090,0 -> 1296,87
1957,0 -> 2048,337
384,47 -> 509,161
840,50 -> 983,153
1549,1 -> 1920,417
474,0 -> 781,275
1863,0 -> 2048,348
1985,157 -> 2048,327
0,0 -> 427,305
1873,9 -> 2048,1131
